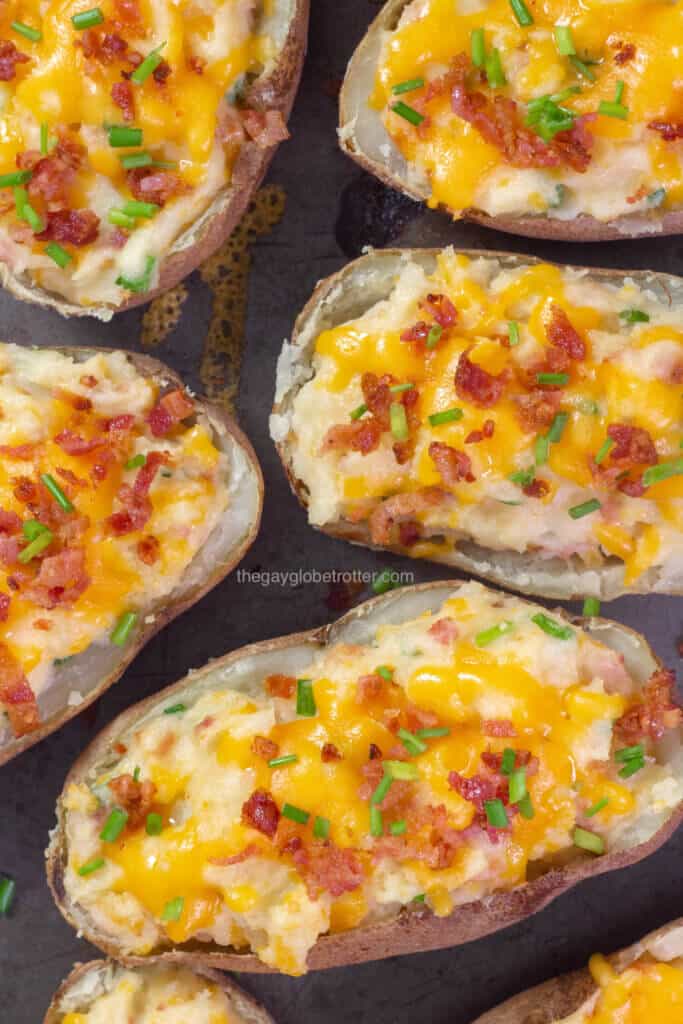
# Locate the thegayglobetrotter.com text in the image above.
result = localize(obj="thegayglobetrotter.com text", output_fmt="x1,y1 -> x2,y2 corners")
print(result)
236,568 -> 415,588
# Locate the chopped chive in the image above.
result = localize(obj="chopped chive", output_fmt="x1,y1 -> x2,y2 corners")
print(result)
585,797 -> 609,817
580,398 -> 600,415
164,703 -> 186,715
40,123 -> 49,155
385,760 -> 419,781
376,665 -> 393,681
23,520 -> 47,541
570,55 -> 596,81
313,816 -> 330,839
371,771 -> 393,805
414,726 -> 450,739
145,812 -> 163,835
531,612 -> 574,640
0,877 -> 16,914
40,473 -> 73,511
642,459 -> 683,488
78,857 -> 105,877
598,100 -> 628,120
412,893 -> 426,902
268,754 -> 299,768
391,101 -> 424,127
615,744 -> 645,763
370,805 -> 383,837
536,372 -> 569,386
18,528 -> 53,563
390,402 -> 409,441
282,803 -> 310,824
471,27 -> 486,68
426,323 -> 442,349
535,434 -> 550,466
111,611 -> 137,646
390,819 -> 407,836
372,569 -> 399,595
573,826 -> 605,854
389,382 -> 415,394
131,45 -> 165,85
507,320 -> 520,346
484,798 -> 508,828
500,748 -> 516,775
45,242 -> 71,267
509,0 -> 533,25
350,403 -> 368,420
22,202 -> 44,233
518,793 -> 535,819
508,767 -> 527,804
0,170 -> 32,188
428,407 -> 463,426
594,437 -> 614,465
116,255 -> 155,293
296,678 -> 316,717
392,78 -> 424,95
161,896 -> 184,921
619,757 -> 644,778
398,728 -> 428,756
615,80 -> 625,104
509,467 -> 535,488
475,620 -> 515,647
100,807 -> 128,842
120,151 -> 153,169
125,454 -> 146,470
582,597 -> 601,617
619,308 -> 649,323
549,183 -> 567,208
485,47 -> 506,88
647,188 -> 666,208
11,20 -> 41,42
133,766 -> 141,782
13,185 -> 28,215
71,7 -> 104,29
554,24 -> 575,55
108,209 -> 137,229
568,498 -> 601,519
547,412 -> 568,443
108,125 -> 143,148
121,200 -> 160,218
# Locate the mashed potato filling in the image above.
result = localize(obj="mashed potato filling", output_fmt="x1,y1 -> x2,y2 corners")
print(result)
63,583 -> 682,975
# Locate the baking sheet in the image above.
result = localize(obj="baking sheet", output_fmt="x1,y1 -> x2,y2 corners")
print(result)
0,1 -> 681,1020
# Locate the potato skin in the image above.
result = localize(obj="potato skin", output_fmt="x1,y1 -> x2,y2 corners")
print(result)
47,581 -> 683,974
0,0 -> 310,320
338,0 -> 682,242
272,247 -> 683,601
0,346 -> 263,765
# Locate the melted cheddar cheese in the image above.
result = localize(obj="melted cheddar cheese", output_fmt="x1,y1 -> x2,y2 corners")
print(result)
372,0 -> 683,224
57,964 -> 245,1024
283,250 -> 683,591
0,0 -> 272,308
62,582 -> 683,975
555,952 -> 683,1023
0,343 -> 229,739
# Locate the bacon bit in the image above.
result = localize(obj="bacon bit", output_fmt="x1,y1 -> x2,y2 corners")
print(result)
107,451 -> 167,535
515,391 -> 561,432
614,669 -> 682,742
56,389 -> 92,412
362,373 -> 393,428
56,468 -> 87,490
398,520 -> 421,546
373,803 -> 462,869
153,59 -> 171,84
0,40 -> 29,81
241,109 -> 290,148
290,839 -> 364,900
482,718 -> 517,738
0,536 -> 20,567
356,672 -> 385,704
321,741 -> 342,762
25,547 -> 90,609
465,420 -> 494,444
617,475 -> 646,498
127,167 -> 188,207
241,789 -> 280,838
400,321 -> 431,345
429,441 -> 475,485
265,673 -> 296,698
455,349 -> 507,408
0,593 -> 10,621
188,55 -> 206,74
80,374 -> 98,389
27,138 -> 85,203
0,510 -> 22,535
369,486 -> 447,546
614,42 -> 636,65
37,209 -> 100,246
626,185 -> 648,205
359,760 -> 412,812
428,618 -> 459,645
136,535 -> 160,565
215,101 -> 247,147
13,477 -> 36,504
0,643 -> 39,736
523,477 -> 550,499
33,617 -> 51,631
209,844 -> 259,867
648,120 -> 683,142
546,305 -> 586,361
448,770 -> 498,810
251,735 -> 280,761
369,742 -> 383,760
607,424 -> 658,466
54,430 -> 104,455
111,80 -> 134,121
105,413 -> 135,433
148,389 -> 194,437
113,741 -> 127,755
481,749 -> 537,772
108,773 -> 156,829
321,419 -> 382,456
419,293 -> 458,328
0,443 -> 35,460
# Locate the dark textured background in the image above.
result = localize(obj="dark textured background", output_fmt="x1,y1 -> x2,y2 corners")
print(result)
1,2 -> 682,1021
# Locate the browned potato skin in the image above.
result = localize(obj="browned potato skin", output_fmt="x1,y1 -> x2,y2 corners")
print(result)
0,347 -> 263,765
44,959 -> 276,1024
471,918 -> 683,1024
2,0 -> 310,318
47,581 -> 683,973
338,0 -> 682,242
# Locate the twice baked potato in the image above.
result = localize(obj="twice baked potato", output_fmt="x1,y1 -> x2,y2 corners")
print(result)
339,0 -> 683,240
0,343 -> 262,764
473,917 -> 683,1024
272,248 -> 683,600
0,0 -> 308,318
48,580 -> 682,975
45,959 -> 274,1024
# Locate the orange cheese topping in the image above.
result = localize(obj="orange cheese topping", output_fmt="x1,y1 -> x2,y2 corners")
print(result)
576,954 -> 683,1022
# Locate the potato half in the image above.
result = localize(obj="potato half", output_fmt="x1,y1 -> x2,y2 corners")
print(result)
271,247 -> 683,601
0,346 -> 262,764
47,581 -> 682,974
339,0 -> 683,241
472,917 -> 683,1024
44,959 -> 274,1024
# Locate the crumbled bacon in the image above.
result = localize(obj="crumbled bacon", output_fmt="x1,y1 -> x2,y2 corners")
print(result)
321,741 -> 342,762
215,101 -> 247,147
546,305 -> 586,361
448,770 -> 498,811
54,430 -> 104,455
648,120 -> 683,142
359,760 -> 412,812
56,467 -> 88,489
465,419 -> 495,444
136,535 -> 160,565
614,669 -> 682,743
37,209 -> 100,246
27,138 -> 85,203
398,520 -> 421,546
25,547 -> 90,609
0,443 -> 35,460
0,510 -> 22,535
523,477 -> 550,499
251,735 -> 279,761
127,167 -> 188,207
241,109 -> 290,148
419,293 -> 458,328
369,487 -> 447,545
108,773 -> 157,828
614,42 -> 636,65
321,419 -> 382,456
607,424 -> 658,466
428,618 -> 458,645
288,839 -> 364,899
0,40 -> 29,81
0,643 -> 39,736
482,719 -> 517,737
152,59 -> 171,84
617,475 -> 646,498
0,593 -> 10,621
356,672 -> 385,703
147,389 -> 194,437
241,789 -> 280,838
111,80 -> 134,122
372,803 -> 462,868
265,674 -> 296,698
455,349 -> 507,408
429,441 -> 474,485
188,55 -> 206,74
515,391 -> 561,432
107,451 -> 167,535
369,742 -> 382,760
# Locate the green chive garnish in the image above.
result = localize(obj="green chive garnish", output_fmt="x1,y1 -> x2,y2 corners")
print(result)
585,797 -> 609,817
78,857 -> 105,877
164,703 -> 186,714
390,402 -> 409,441
11,20 -> 41,42
130,45 -> 165,84
398,728 -> 428,756
615,744 -> 644,763
642,459 -> 683,488
0,877 -> 16,914
41,473 -> 73,511
547,412 -> 568,443
484,799 -> 508,828
428,407 -> 463,426
116,254 -> 155,293
508,321 -> 520,346
125,454 -> 146,470
108,125 -> 143,148
535,434 -> 550,466
570,55 -> 596,81
536,372 -> 569,386
510,0 -> 533,26
647,188 -> 666,207
414,726 -> 450,739
582,597 -> 600,616
500,748 -> 516,775
573,826 -> 605,854
110,611 -> 137,646
619,757 -> 644,778
471,27 -> 486,68
45,242 -> 72,267
594,437 -> 614,465
509,467 -> 535,488
296,678 -> 316,717
508,768 -> 527,804
389,382 -> 415,394
485,47 -> 506,88
554,24 -> 575,55
133,766 -> 141,782
313,816 -> 330,839
268,754 -> 299,768
23,520 -> 47,541
145,813 -> 163,835
282,803 -> 309,824
120,151 -> 153,169
619,308 -> 649,323
161,896 -> 184,921
100,807 -> 128,842
384,760 -> 419,781
372,569 -> 399,595
370,805 -> 383,836
598,100 -> 628,120
22,201 -> 44,233
350,403 -> 367,421
376,666 -> 393,681
392,78 -> 424,95
475,620 -> 515,647
71,7 -> 104,29
108,209 -> 137,229
391,101 -> 424,126
0,170 -> 32,188
531,612 -> 574,640
40,123 -> 49,155
568,498 -> 601,519
121,200 -> 160,218
18,528 -> 53,563
426,324 -> 442,349
390,820 -> 407,836
371,771 -> 393,805
518,793 -> 535,819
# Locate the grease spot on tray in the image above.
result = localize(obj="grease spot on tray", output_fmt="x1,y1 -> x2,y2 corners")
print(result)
140,282 -> 189,349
